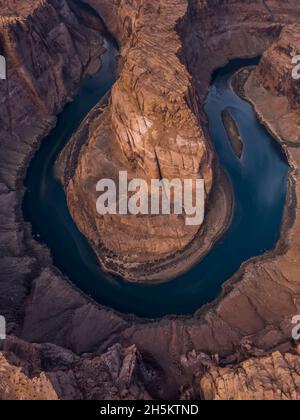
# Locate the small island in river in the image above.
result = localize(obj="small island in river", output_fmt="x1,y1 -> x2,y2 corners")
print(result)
222,109 -> 244,159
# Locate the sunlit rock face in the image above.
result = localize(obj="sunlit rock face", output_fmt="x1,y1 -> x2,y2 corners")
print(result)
245,23 -> 300,143
62,0 -> 300,282
62,0 -> 215,282
0,336 -> 153,400
199,351 -> 300,401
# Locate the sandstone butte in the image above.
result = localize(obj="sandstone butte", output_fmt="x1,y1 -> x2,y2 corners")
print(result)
0,0 -> 300,400
59,0 -> 221,283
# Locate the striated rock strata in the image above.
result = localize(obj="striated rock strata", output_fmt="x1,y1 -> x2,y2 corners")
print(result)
60,0 -> 224,282
245,24 -> 300,143
200,350 -> 300,400
0,0 -> 104,325
0,336 -> 154,400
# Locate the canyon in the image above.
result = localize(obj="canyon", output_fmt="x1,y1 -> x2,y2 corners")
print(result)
0,0 -> 300,400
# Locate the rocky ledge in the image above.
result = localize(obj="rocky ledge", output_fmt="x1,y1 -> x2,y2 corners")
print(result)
1,0 -> 300,400
0,336 -> 155,400
199,349 -> 300,400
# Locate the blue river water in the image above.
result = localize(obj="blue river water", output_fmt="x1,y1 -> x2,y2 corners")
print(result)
23,44 -> 289,318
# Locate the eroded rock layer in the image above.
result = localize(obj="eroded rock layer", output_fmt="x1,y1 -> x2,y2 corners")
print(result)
200,350 -> 300,400
0,0 -> 104,325
61,0 -> 217,281
245,24 -> 300,143
0,336 -> 153,400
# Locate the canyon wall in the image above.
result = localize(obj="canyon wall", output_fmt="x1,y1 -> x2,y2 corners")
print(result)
0,0 -> 104,326
181,0 -> 298,99
200,350 -> 300,400
61,0 -> 219,282
245,24 -> 300,143
0,336 -> 154,400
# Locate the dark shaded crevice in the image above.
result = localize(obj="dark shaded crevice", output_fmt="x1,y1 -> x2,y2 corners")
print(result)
66,0 -> 118,48
262,0 -> 274,18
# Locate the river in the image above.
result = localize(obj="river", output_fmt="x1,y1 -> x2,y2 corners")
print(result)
23,42 -> 289,318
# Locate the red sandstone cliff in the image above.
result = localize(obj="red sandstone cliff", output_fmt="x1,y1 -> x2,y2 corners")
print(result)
61,0 -> 218,282
0,0 -> 104,323
245,24 -> 300,143
0,336 -> 153,400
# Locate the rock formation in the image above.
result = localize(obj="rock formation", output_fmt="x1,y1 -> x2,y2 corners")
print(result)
200,350 -> 300,400
60,0 -> 300,283
0,353 -> 59,400
245,24 -> 300,143
1,0 -> 300,400
221,110 -> 244,159
59,0 -> 224,282
0,0 -> 104,325
0,336 -> 153,400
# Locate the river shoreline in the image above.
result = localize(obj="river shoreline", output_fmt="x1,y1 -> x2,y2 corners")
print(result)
55,78 -> 234,285
16,57 -> 292,320
196,66 -> 298,319
22,52 -> 289,321
97,163 -> 234,284
233,68 -> 295,245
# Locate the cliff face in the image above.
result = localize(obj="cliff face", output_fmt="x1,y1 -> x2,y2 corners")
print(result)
1,0 -> 300,401
0,336 -> 153,400
0,354 -> 59,400
0,0 -> 104,324
62,0 -> 217,281
234,23 -> 300,359
200,350 -> 300,400
245,24 -> 300,143
181,0 -> 299,98
0,0 -> 104,185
